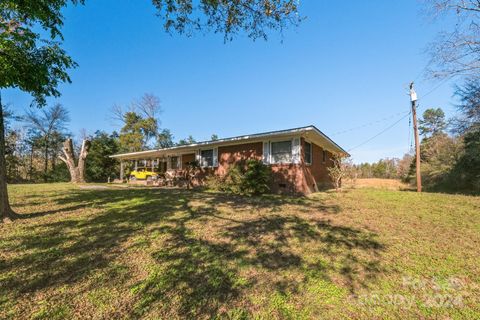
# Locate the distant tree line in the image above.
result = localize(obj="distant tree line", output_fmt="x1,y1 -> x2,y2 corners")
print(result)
405,83 -> 480,194
348,90 -> 479,194
353,158 -> 404,180
3,93 -> 219,183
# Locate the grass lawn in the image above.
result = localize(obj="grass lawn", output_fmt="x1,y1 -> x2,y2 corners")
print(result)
1,183 -> 479,319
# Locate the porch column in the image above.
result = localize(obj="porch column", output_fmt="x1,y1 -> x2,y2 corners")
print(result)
120,161 -> 124,181
135,160 -> 138,171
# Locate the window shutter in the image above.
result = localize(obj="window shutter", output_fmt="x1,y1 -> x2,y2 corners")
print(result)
292,138 -> 300,164
213,148 -> 218,167
178,155 -> 182,169
196,150 -> 201,164
263,141 -> 270,164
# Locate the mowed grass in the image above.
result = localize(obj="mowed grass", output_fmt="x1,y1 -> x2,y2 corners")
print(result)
1,183 -> 479,319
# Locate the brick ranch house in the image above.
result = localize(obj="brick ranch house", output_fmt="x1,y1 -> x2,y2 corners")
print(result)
110,125 -> 349,194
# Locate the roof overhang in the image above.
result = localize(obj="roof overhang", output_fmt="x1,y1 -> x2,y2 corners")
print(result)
110,125 -> 349,160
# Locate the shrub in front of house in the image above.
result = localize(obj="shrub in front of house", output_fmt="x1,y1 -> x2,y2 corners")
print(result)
204,174 -> 225,192
207,159 -> 272,196
240,159 -> 272,195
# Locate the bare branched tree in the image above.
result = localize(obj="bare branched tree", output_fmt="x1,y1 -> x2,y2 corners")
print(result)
109,103 -> 126,125
78,128 -> 89,141
23,104 -> 70,182
426,0 -> 480,78
327,154 -> 351,192
135,93 -> 162,120
109,93 -> 161,126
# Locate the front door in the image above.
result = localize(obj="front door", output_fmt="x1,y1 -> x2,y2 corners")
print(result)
158,161 -> 167,173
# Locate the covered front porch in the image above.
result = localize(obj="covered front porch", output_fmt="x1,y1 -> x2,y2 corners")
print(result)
113,149 -> 198,186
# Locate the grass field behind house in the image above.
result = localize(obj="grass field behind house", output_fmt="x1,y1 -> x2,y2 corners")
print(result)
1,183 -> 479,319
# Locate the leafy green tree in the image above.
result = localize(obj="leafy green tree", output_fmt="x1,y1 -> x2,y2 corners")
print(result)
0,0 -> 80,222
156,129 -> 175,149
211,134 -> 219,141
113,94 -> 162,152
448,79 -> 480,193
419,108 -> 447,137
451,129 -> 480,193
118,112 -> 150,152
355,158 -> 400,179
151,0 -> 302,41
420,134 -> 463,188
177,135 -> 197,146
85,131 -> 120,182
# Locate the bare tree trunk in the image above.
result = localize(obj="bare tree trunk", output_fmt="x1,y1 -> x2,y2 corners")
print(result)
51,150 -> 56,171
59,138 -> 90,183
43,137 -> 49,182
29,145 -> 34,181
76,140 -> 90,182
0,93 -> 17,222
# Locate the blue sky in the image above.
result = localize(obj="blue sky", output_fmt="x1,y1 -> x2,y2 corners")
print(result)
4,0 -> 458,163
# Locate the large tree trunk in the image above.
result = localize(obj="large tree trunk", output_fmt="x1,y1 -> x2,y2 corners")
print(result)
59,138 -> 90,183
76,140 -> 90,182
0,93 -> 17,222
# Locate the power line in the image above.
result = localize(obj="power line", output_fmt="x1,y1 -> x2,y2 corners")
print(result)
417,76 -> 453,102
330,110 -> 410,136
347,112 -> 411,152
332,74 -> 451,154
413,60 -> 432,84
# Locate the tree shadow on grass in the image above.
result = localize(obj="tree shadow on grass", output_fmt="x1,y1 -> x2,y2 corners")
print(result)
2,187 -> 385,318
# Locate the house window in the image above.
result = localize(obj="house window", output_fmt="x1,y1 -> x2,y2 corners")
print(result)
200,149 -> 214,167
304,142 -> 312,165
322,150 -> 327,163
170,156 -> 179,169
271,141 -> 292,163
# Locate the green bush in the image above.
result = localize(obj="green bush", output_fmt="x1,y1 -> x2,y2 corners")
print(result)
241,159 -> 272,195
220,159 -> 272,196
204,174 -> 224,191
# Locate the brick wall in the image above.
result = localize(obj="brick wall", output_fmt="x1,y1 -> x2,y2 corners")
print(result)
301,138 -> 334,193
216,141 -> 306,194
270,164 -> 305,194
177,140 -> 335,194
217,142 -> 263,175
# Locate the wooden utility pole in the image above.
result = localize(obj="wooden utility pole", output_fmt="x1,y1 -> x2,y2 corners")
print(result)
410,82 -> 422,192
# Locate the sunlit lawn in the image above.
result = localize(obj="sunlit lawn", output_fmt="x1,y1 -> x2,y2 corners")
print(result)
1,183 -> 479,319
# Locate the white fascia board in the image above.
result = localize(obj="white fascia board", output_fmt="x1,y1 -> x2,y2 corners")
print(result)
110,125 -> 348,160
